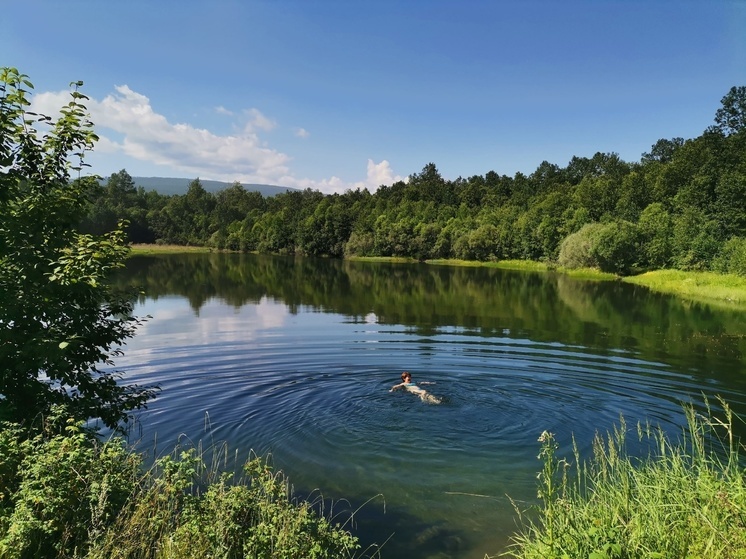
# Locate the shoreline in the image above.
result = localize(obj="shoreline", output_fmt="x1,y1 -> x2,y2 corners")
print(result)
128,244 -> 746,309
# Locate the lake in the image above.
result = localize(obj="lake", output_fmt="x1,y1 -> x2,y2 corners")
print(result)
114,253 -> 746,559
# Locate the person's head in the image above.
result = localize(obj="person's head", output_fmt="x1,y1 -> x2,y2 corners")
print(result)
401,371 -> 411,382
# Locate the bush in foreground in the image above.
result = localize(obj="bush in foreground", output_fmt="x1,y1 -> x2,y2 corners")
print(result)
506,398 -> 746,559
0,410 -> 360,559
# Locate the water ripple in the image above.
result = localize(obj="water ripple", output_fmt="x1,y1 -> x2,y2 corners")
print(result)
117,299 -> 746,559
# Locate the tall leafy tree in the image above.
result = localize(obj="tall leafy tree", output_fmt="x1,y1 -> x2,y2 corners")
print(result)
0,68 -> 157,429
714,86 -> 746,135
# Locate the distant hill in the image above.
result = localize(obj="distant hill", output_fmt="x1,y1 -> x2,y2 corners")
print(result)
130,176 -> 297,197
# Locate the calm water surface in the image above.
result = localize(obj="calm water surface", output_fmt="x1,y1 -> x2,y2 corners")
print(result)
114,253 -> 746,559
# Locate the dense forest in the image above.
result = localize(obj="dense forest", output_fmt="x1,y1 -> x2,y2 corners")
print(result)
83,86 -> 746,276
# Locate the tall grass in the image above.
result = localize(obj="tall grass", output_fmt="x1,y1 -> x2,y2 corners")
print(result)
505,397 -> 746,559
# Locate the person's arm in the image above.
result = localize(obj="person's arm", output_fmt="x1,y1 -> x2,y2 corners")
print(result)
390,383 -> 404,392
419,381 -> 436,385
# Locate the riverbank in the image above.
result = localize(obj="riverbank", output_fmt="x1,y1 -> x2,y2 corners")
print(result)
624,269 -> 746,308
129,245 -> 746,309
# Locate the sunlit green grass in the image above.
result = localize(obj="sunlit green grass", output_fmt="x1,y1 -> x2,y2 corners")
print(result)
129,243 -> 216,255
624,270 -> 746,308
505,398 -> 746,559
553,266 -> 618,280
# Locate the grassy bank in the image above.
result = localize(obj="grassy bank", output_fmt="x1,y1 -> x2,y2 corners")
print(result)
623,269 -> 746,308
505,398 -> 746,558
129,243 -> 217,255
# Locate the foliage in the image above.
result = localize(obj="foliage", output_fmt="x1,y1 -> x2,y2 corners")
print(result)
0,67 -> 157,429
589,220 -> 641,275
506,398 -> 746,559
713,237 -> 746,277
0,413 -> 362,559
0,409 -> 140,559
714,86 -> 746,135
557,223 -> 603,270
671,208 -> 722,271
636,203 -> 672,269
94,446 -> 361,559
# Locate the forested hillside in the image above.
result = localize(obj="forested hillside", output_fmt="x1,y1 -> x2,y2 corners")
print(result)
82,86 -> 746,276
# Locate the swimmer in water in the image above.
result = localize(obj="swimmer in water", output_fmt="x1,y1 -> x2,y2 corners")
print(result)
390,371 -> 442,404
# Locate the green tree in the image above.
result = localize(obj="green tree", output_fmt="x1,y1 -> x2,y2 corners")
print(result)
105,169 -> 138,208
714,85 -> 746,135
615,170 -> 651,221
641,137 -> 684,164
637,202 -> 673,269
0,68 -> 157,428
557,223 -> 604,270
589,220 -> 641,275
573,175 -> 620,222
713,171 -> 746,238
712,237 -> 746,276
185,178 -> 216,243
671,207 -> 722,270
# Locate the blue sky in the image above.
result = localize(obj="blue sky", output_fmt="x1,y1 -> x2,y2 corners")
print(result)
3,1 -> 744,193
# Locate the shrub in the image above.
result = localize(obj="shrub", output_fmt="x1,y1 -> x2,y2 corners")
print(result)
589,220 -> 641,275
344,231 -> 375,257
671,208 -> 723,271
92,447 -> 361,559
0,415 -> 362,559
0,413 -> 140,559
557,223 -> 604,269
713,236 -> 746,276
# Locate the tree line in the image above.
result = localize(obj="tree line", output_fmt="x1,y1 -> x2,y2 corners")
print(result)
82,86 -> 746,276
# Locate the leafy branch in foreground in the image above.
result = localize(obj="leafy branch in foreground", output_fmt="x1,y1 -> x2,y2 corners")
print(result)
506,397 -> 746,559
0,67 -> 157,429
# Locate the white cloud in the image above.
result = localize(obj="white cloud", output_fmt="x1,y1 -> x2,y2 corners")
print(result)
365,159 -> 404,189
215,105 -> 233,116
244,108 -> 275,133
280,159 -> 404,194
94,85 -> 290,184
29,85 -> 403,195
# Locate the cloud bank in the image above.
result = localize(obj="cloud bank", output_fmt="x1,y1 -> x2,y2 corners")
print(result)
30,86 -> 403,194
